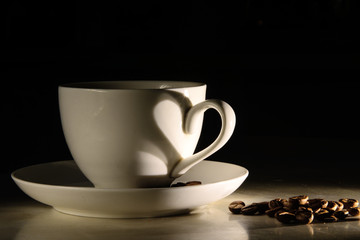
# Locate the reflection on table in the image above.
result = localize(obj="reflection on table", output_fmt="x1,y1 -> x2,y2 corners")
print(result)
2,180 -> 359,240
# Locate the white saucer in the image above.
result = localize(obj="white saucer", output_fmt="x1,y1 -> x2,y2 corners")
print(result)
12,160 -> 248,218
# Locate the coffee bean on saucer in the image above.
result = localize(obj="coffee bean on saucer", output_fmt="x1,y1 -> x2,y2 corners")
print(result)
170,181 -> 202,187
185,181 -> 202,186
228,201 -> 246,214
348,207 -> 360,217
170,182 -> 186,187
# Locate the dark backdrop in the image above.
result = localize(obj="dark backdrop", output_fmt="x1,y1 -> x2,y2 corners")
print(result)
3,1 -> 360,188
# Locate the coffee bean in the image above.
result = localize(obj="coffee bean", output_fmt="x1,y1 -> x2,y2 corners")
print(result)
295,209 -> 314,224
334,209 -> 349,220
315,209 -> 334,221
348,207 -> 360,217
326,201 -> 339,211
269,198 -> 287,209
322,215 -> 338,223
339,199 -> 359,209
241,204 -> 260,215
308,198 -> 328,210
282,206 -> 297,214
229,196 -> 359,225
335,201 -> 344,211
288,195 -> 309,208
297,206 -> 313,213
266,207 -> 284,218
170,182 -> 186,187
276,211 -> 296,224
228,201 -> 245,214
256,202 -> 270,214
171,181 -> 202,187
185,181 -> 202,186
311,207 -> 322,214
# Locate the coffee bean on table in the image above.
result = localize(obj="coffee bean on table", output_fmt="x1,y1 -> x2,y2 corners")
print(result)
326,201 -> 339,211
275,211 -> 296,224
288,195 -> 309,208
339,199 -> 359,209
241,204 -> 260,215
348,207 -> 360,217
266,206 -> 284,218
315,209 -> 334,221
228,201 -> 245,214
334,209 -> 349,220
295,207 -> 314,224
229,196 -> 359,225
323,215 -> 338,223
308,198 -> 328,212
335,201 -> 344,211
269,198 -> 287,209
256,202 -> 270,214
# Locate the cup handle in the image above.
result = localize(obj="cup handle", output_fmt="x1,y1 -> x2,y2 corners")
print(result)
170,99 -> 236,178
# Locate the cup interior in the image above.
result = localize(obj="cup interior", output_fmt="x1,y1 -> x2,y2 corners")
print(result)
60,81 -> 205,90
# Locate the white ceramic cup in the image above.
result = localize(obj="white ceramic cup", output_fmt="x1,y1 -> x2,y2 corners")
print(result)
59,81 -> 236,188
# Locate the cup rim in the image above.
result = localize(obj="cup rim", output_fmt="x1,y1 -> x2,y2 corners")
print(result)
59,81 -> 206,90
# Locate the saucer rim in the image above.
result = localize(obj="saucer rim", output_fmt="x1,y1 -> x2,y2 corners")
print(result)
11,160 -> 249,191
11,160 -> 249,218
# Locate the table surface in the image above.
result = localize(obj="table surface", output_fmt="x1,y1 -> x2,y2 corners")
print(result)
2,175 -> 359,240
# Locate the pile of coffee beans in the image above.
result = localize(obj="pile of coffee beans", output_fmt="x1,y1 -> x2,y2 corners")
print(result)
170,181 -> 202,187
229,195 -> 359,224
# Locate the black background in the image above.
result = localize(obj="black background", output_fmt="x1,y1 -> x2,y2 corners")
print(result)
3,1 -> 360,190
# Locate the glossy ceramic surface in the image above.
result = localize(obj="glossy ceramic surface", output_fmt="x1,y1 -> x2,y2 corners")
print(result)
59,81 -> 236,188
12,160 -> 248,218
